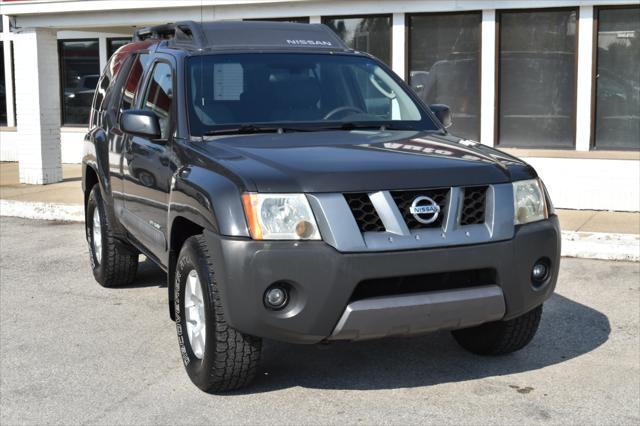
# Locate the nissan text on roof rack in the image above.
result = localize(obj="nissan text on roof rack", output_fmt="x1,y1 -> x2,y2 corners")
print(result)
82,21 -> 560,393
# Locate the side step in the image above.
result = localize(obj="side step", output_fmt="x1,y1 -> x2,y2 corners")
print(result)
328,285 -> 506,341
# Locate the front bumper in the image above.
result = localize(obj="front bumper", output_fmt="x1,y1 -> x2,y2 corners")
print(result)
204,215 -> 560,344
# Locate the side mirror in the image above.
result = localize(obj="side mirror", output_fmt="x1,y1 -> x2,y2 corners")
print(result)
120,110 -> 161,139
430,104 -> 452,129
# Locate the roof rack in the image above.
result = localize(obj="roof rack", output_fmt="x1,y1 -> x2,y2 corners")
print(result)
132,21 -> 349,52
133,21 -> 207,48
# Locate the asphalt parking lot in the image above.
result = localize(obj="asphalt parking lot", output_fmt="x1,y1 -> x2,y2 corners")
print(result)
0,216 -> 638,425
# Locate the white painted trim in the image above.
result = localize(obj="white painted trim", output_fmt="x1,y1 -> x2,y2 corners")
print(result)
480,9 -> 496,146
575,5 -> 595,152
391,13 -> 405,79
1,0 -> 636,16
309,16 -> 321,24
98,36 -> 107,71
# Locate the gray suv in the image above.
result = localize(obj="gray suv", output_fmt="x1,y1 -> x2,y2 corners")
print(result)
83,21 -> 560,393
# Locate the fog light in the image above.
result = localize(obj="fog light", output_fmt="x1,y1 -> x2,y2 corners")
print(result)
531,260 -> 549,284
264,285 -> 288,310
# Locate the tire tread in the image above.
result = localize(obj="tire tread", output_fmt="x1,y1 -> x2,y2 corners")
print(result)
189,235 -> 261,392
88,185 -> 138,288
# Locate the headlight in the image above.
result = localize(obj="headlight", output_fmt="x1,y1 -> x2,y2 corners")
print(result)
513,179 -> 548,225
242,193 -> 321,240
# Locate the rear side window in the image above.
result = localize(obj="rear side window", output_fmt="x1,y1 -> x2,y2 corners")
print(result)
141,62 -> 173,139
120,53 -> 150,114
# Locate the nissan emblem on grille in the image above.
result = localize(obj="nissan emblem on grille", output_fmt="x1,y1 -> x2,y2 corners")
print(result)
409,196 -> 441,224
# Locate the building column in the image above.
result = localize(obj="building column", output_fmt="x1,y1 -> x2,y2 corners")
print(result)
480,10 -> 497,146
575,5 -> 595,152
14,27 -> 62,184
391,13 -> 405,79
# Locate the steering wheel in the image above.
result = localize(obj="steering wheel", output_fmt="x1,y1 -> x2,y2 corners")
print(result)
323,106 -> 366,120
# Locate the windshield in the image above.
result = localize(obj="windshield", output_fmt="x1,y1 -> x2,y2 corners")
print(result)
186,53 -> 438,136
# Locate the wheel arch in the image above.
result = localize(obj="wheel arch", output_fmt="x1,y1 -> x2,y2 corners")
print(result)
166,215 -> 205,320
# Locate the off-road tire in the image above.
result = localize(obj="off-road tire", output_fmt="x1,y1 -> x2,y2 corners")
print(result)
86,185 -> 138,287
175,235 -> 262,393
452,304 -> 543,355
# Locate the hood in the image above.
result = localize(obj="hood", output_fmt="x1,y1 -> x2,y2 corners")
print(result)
192,130 -> 536,193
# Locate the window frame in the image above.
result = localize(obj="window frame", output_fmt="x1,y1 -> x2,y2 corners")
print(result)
58,38 -> 101,127
405,10 -> 483,141
106,37 -> 131,60
495,7 -> 580,150
321,14 -> 393,66
590,4 -> 640,151
138,58 -> 176,141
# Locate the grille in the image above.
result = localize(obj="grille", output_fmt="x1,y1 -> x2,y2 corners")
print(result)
460,186 -> 488,226
391,188 -> 449,229
350,268 -> 497,302
344,193 -> 385,232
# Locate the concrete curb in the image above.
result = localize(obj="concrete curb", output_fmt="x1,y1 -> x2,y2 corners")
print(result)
561,231 -> 639,262
0,199 -> 84,222
1,199 -> 638,262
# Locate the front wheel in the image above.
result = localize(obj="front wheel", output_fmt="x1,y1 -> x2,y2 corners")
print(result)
452,304 -> 543,355
175,235 -> 262,393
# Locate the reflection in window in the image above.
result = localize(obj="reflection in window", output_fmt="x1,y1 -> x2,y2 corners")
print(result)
408,13 -> 481,141
142,62 -> 173,139
323,16 -> 391,65
60,39 -> 100,126
107,38 -> 130,60
594,7 -> 640,150
120,53 -> 150,113
498,10 -> 577,148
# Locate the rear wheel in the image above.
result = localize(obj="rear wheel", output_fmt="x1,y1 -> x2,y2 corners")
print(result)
452,304 -> 543,355
175,235 -> 262,393
86,185 -> 138,287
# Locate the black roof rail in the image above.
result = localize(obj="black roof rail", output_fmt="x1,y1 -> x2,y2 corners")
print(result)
133,21 -> 349,52
133,21 -> 207,48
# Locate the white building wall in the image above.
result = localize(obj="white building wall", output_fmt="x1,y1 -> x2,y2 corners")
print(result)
528,157 -> 640,211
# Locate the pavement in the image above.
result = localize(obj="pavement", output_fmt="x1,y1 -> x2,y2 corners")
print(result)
0,216 -> 639,425
0,161 -> 639,260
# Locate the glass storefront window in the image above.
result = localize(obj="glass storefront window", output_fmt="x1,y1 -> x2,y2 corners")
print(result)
594,6 -> 640,150
498,9 -> 577,148
60,39 -> 100,126
408,12 -> 481,141
323,15 -> 391,66
107,37 -> 130,60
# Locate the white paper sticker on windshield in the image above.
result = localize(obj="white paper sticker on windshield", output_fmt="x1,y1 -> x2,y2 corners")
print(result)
214,63 -> 243,100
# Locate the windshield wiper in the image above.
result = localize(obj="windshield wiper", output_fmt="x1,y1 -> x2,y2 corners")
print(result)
313,122 -> 424,132
204,124 -> 312,136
